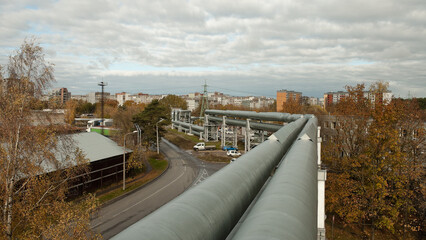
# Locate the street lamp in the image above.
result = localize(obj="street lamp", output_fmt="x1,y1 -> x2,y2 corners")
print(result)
123,130 -> 137,190
156,118 -> 165,154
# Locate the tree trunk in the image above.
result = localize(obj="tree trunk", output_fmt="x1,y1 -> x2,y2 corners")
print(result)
6,179 -> 14,240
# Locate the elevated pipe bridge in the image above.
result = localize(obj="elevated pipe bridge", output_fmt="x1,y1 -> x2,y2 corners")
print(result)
114,110 -> 326,240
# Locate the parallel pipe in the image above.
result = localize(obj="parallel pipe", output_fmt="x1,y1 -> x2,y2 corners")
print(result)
191,131 -> 201,137
111,118 -> 308,240
231,118 -> 318,240
172,120 -> 204,132
205,109 -> 304,122
208,116 -> 283,132
175,125 -> 201,137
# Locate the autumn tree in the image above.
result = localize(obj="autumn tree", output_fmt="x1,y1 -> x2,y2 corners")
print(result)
159,94 -> 188,110
214,104 -> 250,111
416,97 -> 426,110
323,82 -> 425,238
47,95 -> 63,109
64,99 -> 77,124
281,97 -> 302,114
95,99 -> 118,118
391,98 -> 425,234
0,39 -> 99,239
302,104 -> 327,115
29,98 -> 48,110
113,101 -> 145,134
111,100 -> 145,146
75,100 -> 95,115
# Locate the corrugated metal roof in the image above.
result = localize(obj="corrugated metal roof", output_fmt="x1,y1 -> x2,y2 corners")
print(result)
11,132 -> 132,177
70,132 -> 131,163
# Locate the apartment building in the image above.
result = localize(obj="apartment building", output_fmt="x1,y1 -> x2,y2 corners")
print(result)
49,87 -> 71,105
276,90 -> 302,112
324,91 -> 393,109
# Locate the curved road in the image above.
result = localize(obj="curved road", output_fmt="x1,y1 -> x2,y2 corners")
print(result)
91,139 -> 227,239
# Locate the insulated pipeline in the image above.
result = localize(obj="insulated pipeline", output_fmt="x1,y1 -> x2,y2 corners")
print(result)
112,118 -> 308,240
207,116 -> 283,132
205,109 -> 304,122
231,118 -> 318,240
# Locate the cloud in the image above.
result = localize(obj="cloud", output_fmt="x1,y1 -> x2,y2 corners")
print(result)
0,0 -> 425,98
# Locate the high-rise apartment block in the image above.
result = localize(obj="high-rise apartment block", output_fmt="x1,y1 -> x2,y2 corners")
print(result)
49,87 -> 71,105
276,90 -> 302,112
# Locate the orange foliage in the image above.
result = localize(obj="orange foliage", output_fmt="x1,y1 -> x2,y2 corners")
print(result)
323,82 -> 424,236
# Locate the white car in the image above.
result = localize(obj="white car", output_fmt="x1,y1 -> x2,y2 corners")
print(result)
227,150 -> 241,157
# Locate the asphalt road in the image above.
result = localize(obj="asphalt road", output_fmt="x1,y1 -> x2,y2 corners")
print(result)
91,138 -> 227,239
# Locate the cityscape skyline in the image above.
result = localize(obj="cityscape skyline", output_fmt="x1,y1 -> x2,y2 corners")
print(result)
1,1 -> 425,98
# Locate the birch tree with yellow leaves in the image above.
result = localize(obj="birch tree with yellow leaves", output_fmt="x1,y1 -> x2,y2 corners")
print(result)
0,39 -> 99,239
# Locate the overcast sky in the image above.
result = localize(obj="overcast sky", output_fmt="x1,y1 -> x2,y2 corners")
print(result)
1,0 -> 425,98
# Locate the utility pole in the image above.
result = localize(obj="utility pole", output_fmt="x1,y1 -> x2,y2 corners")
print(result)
98,81 -> 107,136
200,80 -> 209,118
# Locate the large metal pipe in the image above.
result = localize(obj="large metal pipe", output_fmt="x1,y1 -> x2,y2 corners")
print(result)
172,120 -> 204,132
191,131 -> 201,137
231,118 -> 318,240
175,125 -> 201,137
205,109 -> 304,122
208,116 -> 282,132
111,118 -> 308,240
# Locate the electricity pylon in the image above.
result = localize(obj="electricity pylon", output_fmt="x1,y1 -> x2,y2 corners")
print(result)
200,80 -> 209,118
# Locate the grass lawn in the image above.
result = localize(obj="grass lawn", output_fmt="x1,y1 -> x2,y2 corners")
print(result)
148,157 -> 168,171
165,129 -> 199,150
167,129 -> 200,145
195,151 -> 232,163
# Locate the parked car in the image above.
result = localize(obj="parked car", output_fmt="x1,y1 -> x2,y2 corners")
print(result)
222,146 -> 238,151
193,142 -> 216,151
227,150 -> 241,157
